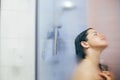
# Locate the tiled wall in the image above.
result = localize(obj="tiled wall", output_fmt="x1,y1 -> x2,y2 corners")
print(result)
0,0 -> 35,80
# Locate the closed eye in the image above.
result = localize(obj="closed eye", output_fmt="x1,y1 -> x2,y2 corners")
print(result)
93,32 -> 97,36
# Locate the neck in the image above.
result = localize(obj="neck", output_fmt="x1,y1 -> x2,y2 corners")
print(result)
84,48 -> 103,68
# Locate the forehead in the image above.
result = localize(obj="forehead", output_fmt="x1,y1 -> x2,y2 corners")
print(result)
87,29 -> 96,34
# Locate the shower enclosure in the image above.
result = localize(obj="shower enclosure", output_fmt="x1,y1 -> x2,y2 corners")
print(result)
37,0 -> 87,80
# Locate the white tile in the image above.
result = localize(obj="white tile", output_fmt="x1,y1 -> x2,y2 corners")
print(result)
0,0 -> 36,80
0,65 -> 35,80
1,38 -> 35,66
1,0 -> 35,11
1,10 -> 35,38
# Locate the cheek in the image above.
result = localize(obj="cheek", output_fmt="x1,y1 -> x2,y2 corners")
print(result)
87,38 -> 98,46
88,37 -> 99,43
88,38 -> 108,47
90,37 -> 102,42
88,38 -> 99,43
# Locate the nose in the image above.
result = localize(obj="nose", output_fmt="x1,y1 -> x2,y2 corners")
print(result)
98,33 -> 105,39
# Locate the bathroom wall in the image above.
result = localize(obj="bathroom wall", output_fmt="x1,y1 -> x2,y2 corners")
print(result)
0,0 -> 36,80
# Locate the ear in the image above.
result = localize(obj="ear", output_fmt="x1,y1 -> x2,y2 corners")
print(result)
80,41 -> 89,48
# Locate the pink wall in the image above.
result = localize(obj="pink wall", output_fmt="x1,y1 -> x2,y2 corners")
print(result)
87,0 -> 120,79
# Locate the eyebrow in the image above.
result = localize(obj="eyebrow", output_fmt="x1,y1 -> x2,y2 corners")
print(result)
92,32 -> 97,33
89,31 -> 97,34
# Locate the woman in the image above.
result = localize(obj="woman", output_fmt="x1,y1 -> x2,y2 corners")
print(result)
72,28 -> 115,80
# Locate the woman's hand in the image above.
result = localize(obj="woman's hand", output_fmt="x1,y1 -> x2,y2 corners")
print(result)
99,71 -> 115,80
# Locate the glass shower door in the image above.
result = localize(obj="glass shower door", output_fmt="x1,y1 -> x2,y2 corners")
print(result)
37,0 -> 87,80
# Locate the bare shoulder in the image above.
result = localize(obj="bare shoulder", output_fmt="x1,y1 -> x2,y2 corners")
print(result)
72,64 -> 97,80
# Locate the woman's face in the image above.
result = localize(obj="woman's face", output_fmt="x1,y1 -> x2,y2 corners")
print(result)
86,29 -> 108,49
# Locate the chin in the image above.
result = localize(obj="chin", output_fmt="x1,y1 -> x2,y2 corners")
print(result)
102,44 -> 108,49
102,40 -> 108,47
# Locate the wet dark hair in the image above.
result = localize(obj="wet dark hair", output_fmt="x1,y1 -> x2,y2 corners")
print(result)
75,28 -> 93,61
